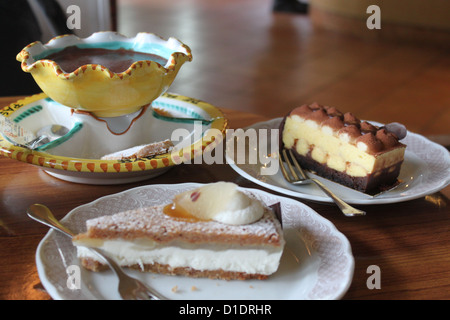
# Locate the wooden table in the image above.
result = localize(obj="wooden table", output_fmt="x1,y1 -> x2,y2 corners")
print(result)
0,95 -> 448,300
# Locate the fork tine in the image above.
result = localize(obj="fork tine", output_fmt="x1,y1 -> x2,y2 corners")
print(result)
287,149 -> 308,180
282,149 -> 300,181
279,152 -> 292,182
281,150 -> 365,216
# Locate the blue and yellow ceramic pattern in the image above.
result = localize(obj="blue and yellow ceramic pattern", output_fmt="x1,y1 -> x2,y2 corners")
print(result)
0,93 -> 227,184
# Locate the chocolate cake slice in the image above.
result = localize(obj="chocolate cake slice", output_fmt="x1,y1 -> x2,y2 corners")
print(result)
280,103 -> 406,194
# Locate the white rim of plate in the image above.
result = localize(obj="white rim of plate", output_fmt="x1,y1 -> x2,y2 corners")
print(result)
225,118 -> 450,205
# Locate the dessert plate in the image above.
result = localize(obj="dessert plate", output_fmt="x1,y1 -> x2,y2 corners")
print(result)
35,183 -> 354,300
225,118 -> 450,205
0,93 -> 226,184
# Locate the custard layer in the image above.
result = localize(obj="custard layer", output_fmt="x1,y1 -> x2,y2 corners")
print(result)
282,115 -> 405,178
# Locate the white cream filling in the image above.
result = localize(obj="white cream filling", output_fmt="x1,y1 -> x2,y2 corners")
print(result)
75,239 -> 283,275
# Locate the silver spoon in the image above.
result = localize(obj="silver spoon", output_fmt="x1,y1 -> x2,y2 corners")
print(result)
26,124 -> 69,149
152,108 -> 224,124
27,204 -> 167,300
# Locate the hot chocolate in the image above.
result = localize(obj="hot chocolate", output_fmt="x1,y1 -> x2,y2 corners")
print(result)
44,45 -> 168,73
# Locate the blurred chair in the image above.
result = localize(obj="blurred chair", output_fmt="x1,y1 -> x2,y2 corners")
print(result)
0,0 -> 117,96
34,0 -> 73,36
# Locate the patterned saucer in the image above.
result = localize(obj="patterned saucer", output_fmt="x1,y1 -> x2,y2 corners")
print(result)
0,93 -> 226,184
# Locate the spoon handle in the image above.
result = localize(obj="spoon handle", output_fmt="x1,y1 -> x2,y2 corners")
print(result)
27,204 -> 116,266
152,108 -> 222,124
27,204 -> 122,270
26,136 -> 49,150
27,204 -> 75,237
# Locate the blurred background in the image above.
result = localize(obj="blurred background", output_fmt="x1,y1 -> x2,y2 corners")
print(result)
2,0 -> 449,141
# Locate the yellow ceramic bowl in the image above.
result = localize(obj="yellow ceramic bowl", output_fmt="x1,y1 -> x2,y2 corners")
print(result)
16,32 -> 192,117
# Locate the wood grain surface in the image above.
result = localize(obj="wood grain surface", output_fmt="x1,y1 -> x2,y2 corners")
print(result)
1,0 -> 449,300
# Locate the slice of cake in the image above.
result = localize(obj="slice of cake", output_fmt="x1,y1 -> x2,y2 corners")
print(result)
72,182 -> 285,280
100,139 -> 174,160
280,103 -> 406,194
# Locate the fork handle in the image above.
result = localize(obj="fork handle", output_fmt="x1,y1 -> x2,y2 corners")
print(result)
311,178 -> 366,216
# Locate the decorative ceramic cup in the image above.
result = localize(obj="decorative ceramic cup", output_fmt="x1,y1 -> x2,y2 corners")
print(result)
16,31 -> 192,117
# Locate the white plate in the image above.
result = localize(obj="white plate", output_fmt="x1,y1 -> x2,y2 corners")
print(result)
225,118 -> 450,205
35,183 -> 354,300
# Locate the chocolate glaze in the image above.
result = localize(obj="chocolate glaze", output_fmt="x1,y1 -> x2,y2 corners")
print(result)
44,45 -> 168,73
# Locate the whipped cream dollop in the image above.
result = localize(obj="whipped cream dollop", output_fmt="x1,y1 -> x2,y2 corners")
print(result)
169,182 -> 264,225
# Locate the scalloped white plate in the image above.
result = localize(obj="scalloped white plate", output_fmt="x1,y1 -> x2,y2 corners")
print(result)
225,118 -> 450,205
35,183 -> 354,300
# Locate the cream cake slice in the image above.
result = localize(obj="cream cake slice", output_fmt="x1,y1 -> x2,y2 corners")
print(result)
280,103 -> 406,194
100,139 -> 174,160
72,182 -> 285,280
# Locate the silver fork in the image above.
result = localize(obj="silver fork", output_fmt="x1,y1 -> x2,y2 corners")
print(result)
27,204 -> 167,300
279,149 -> 366,217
